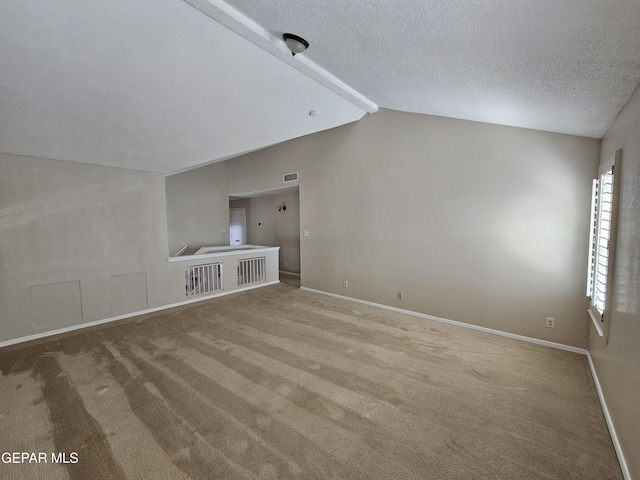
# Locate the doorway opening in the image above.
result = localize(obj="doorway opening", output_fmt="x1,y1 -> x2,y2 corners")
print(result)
229,208 -> 247,246
228,186 -> 300,282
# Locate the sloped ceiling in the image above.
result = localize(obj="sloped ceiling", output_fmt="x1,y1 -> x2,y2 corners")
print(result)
0,0 -> 369,174
228,0 -> 640,139
228,0 -> 640,138
1,1 -> 640,174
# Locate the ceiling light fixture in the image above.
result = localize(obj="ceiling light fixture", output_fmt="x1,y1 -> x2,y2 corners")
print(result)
283,33 -> 309,56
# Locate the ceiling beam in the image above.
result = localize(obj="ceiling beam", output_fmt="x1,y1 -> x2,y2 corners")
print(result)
182,0 -> 378,114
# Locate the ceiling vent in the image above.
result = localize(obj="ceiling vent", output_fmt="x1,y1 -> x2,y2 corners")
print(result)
283,172 -> 299,183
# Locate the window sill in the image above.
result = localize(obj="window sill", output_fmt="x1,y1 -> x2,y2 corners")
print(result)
588,308 -> 607,343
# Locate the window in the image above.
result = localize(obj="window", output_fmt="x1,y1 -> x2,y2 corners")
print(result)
586,149 -> 621,343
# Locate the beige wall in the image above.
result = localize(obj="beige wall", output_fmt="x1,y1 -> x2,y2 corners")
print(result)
273,191 -> 301,274
230,192 -> 301,273
589,84 -> 640,478
165,162 -> 228,255
2,112 -> 599,350
246,197 -> 275,247
225,109 -> 600,347
0,154 -> 174,342
2,102 -> 633,473
252,192 -> 300,273
0,154 -> 283,345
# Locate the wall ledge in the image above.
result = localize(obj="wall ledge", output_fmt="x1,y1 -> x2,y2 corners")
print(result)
168,245 -> 278,262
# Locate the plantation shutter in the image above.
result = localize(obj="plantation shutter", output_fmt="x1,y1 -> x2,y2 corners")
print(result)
586,178 -> 598,299
587,149 -> 621,343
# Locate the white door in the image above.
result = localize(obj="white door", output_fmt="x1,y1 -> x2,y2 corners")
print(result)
229,208 -> 247,246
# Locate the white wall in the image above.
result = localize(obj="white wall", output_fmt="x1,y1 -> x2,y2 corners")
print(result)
225,109 -> 600,347
589,83 -> 640,479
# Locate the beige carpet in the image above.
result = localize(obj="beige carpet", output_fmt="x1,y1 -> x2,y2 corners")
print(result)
0,280 -> 623,479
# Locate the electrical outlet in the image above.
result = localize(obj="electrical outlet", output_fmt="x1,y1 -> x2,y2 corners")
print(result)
546,317 -> 555,328
343,281 -> 348,288
222,228 -> 227,233
397,292 -> 403,300
284,261 -> 288,266
233,276 -> 237,283
303,230 -> 309,237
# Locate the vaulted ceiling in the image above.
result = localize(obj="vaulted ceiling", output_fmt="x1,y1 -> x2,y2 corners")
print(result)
229,0 -> 640,139
1,0 -> 639,174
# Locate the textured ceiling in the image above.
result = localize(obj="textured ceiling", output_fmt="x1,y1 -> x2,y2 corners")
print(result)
0,0 -> 367,173
2,1 -> 640,175
226,0 -> 640,138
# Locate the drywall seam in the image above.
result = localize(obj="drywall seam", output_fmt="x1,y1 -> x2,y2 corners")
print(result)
300,287 -> 587,354
0,281 -> 280,349
585,352 -> 632,480
301,286 -> 630,478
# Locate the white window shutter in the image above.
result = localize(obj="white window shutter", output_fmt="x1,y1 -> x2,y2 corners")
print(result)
587,149 -> 622,344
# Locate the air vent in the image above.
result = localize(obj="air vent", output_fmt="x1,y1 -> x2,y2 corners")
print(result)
283,172 -> 298,183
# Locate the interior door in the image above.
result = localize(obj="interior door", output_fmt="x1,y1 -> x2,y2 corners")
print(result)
229,208 -> 247,246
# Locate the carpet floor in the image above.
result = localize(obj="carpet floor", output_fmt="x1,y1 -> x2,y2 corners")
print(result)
0,280 -> 623,479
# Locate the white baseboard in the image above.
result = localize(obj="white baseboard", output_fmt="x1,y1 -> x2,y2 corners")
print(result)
300,287 -> 587,354
279,271 -> 300,277
2,281 -> 628,479
0,280 -> 280,349
585,353 -> 631,480
300,286 -> 630,478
